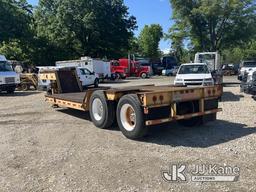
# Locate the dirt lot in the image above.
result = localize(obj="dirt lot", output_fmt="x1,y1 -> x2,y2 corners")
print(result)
0,76 -> 255,192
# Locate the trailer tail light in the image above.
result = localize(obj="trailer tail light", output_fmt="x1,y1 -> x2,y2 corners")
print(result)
205,86 -> 222,98
152,96 -> 157,103
144,93 -> 170,106
159,95 -> 164,102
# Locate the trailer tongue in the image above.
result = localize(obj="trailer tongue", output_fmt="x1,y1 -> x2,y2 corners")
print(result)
40,68 -> 223,139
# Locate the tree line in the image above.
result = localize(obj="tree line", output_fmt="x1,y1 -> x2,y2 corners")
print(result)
0,0 -> 137,66
0,0 -> 256,66
168,0 -> 256,63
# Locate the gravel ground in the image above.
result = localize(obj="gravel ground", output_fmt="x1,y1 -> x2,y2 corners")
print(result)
0,76 -> 255,192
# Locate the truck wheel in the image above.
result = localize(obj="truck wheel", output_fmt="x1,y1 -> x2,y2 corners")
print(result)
89,91 -> 115,129
116,94 -> 147,139
94,78 -> 99,88
121,75 -> 126,80
141,73 -> 147,79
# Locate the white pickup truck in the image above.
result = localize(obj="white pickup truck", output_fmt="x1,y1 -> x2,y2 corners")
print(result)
174,63 -> 214,86
0,55 -> 20,93
38,66 -> 99,90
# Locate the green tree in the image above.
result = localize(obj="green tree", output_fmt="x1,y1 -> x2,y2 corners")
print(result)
169,0 -> 256,52
0,40 -> 29,61
138,24 -> 163,58
128,37 -> 140,55
223,40 -> 256,64
34,0 -> 137,60
0,0 -> 38,64
0,0 -> 32,43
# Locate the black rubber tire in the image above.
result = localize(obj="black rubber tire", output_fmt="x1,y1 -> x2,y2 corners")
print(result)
89,90 -> 115,129
21,83 -> 29,91
116,94 -> 147,139
94,78 -> 99,88
141,73 -> 147,79
177,101 -> 203,127
121,75 -> 126,80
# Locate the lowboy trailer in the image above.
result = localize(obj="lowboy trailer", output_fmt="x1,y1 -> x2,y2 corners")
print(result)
40,68 -> 223,139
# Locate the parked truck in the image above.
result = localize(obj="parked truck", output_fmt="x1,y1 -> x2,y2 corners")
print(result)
174,63 -> 215,86
194,52 -> 223,84
238,60 -> 256,81
39,68 -> 223,140
110,60 -> 127,79
240,69 -> 256,95
0,55 -> 20,93
38,66 -> 99,91
161,56 -> 179,76
56,57 -> 112,80
111,58 -> 151,79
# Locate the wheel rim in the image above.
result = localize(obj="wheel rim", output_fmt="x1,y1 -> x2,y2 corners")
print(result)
141,73 -> 147,78
120,104 -> 136,131
92,98 -> 104,121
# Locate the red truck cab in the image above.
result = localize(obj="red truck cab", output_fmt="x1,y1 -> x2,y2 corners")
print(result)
118,58 -> 150,78
110,60 -> 127,79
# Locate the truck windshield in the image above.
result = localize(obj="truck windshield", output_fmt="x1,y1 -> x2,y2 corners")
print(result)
178,65 -> 209,74
244,62 -> 256,67
0,61 -> 13,72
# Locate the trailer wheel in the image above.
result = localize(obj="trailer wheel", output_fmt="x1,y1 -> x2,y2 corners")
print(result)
89,91 -> 115,129
177,101 -> 202,127
117,94 -> 147,139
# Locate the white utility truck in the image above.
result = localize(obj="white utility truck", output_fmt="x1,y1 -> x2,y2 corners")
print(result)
76,67 -> 99,88
0,55 -> 20,93
174,63 -> 214,86
56,57 -> 111,80
194,52 -> 223,84
38,66 -> 99,90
